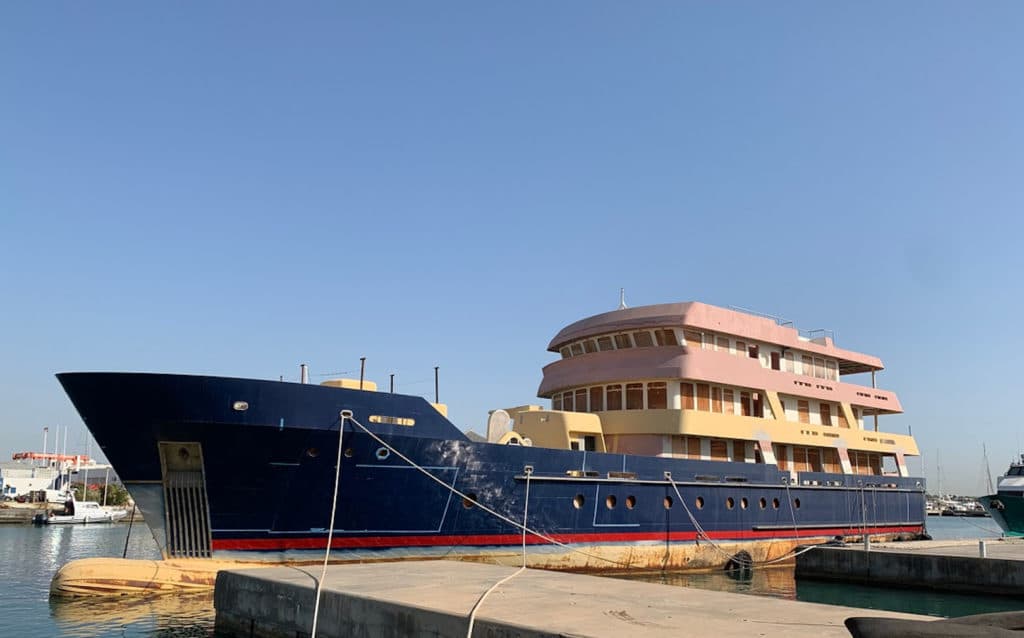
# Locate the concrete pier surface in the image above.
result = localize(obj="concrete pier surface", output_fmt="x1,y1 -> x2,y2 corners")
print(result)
214,560 -> 929,638
796,537 -> 1024,596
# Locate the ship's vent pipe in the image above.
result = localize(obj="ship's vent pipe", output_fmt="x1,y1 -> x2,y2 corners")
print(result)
300,363 -> 309,384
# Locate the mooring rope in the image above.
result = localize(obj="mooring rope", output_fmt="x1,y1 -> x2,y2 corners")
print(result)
309,410 -> 350,638
465,468 -> 531,638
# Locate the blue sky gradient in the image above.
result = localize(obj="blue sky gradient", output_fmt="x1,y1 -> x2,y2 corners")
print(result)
3,2 -> 1022,494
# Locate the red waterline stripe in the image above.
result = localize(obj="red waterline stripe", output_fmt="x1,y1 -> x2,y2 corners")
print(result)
211,525 -> 922,551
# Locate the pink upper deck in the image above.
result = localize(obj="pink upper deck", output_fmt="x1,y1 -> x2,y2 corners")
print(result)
547,302 -> 883,375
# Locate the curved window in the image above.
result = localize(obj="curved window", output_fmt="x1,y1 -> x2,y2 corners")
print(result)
606,385 -> 623,410
740,497 -> 748,510
633,331 -> 654,347
597,336 -> 614,351
614,334 -> 633,349
573,494 -> 585,509
772,498 -> 780,509
647,382 -> 667,409
664,496 -> 673,509
759,497 -> 767,509
606,495 -> 617,509
695,496 -> 705,510
726,497 -> 735,510
626,383 -> 644,410
626,495 -> 636,509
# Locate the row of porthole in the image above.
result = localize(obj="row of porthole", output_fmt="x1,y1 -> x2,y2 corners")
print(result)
567,494 -> 802,511
457,491 -> 803,512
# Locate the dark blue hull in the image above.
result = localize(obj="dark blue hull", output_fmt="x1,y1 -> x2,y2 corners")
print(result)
58,372 -> 926,570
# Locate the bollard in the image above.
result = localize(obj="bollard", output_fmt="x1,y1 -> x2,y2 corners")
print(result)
863,534 -> 870,552
979,540 -> 987,558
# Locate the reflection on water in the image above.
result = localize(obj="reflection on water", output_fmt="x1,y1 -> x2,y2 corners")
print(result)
51,592 -> 215,638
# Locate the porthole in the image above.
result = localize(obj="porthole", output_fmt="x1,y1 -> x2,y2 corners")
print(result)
462,493 -> 477,509
794,498 -> 801,509
726,497 -> 735,510
740,497 -> 748,510
178,447 -> 190,460
772,497 -> 780,509
573,494 -> 585,509
695,496 -> 704,510
606,495 -> 617,509
626,495 -> 636,510
664,495 -> 673,509
306,448 -> 319,458
759,497 -> 767,510
375,447 -> 390,460
343,448 -> 354,458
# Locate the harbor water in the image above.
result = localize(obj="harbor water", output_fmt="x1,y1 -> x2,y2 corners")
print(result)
0,516 -> 1018,637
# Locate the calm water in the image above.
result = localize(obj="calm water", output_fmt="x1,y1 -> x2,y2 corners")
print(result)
0,516 -> 1017,636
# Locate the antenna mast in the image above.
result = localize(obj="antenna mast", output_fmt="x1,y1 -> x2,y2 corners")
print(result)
983,444 -> 995,495
618,288 -> 627,310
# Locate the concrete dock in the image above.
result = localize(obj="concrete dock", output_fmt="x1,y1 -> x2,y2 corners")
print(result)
214,560 -> 930,637
796,537 -> 1024,596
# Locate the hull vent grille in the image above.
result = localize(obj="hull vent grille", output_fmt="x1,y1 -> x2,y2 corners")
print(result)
159,442 -> 212,558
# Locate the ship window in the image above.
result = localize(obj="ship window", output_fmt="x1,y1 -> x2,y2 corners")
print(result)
574,389 -> 588,412
735,340 -> 746,357
655,328 -> 679,346
570,342 -> 584,356
770,352 -> 781,370
681,382 -> 695,410
626,383 -> 644,410
614,333 -> 633,349
664,496 -> 673,509
626,495 -> 636,509
606,495 -> 617,509
570,441 -> 580,450
369,415 -> 415,426
726,497 -> 735,510
633,331 -> 654,347
647,382 -> 667,409
820,403 -> 833,426
784,352 -> 795,373
759,497 -> 767,509
583,339 -> 598,354
562,392 -> 574,412
695,496 -> 705,510
793,498 -> 801,509
344,448 -> 354,458
552,395 -> 562,410
560,347 -> 571,358
814,358 -> 826,379
826,360 -> 838,380
723,389 -> 735,415
584,435 -> 597,451
573,494 -> 585,509
711,387 -> 722,413
589,386 -> 604,412
606,385 -> 623,410
696,384 -> 710,411
802,355 -> 813,376
747,344 -> 759,359
740,392 -> 752,417
597,336 -> 614,351
683,329 -> 703,347
463,493 -> 477,509
772,497 -> 780,509
797,401 -> 810,424
716,336 -> 730,352
741,497 -> 748,509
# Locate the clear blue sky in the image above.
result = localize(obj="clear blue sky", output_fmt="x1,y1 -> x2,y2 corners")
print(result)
3,2 -> 1022,495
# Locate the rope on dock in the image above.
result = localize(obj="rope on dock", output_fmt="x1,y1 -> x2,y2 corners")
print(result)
310,410 -> 350,638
